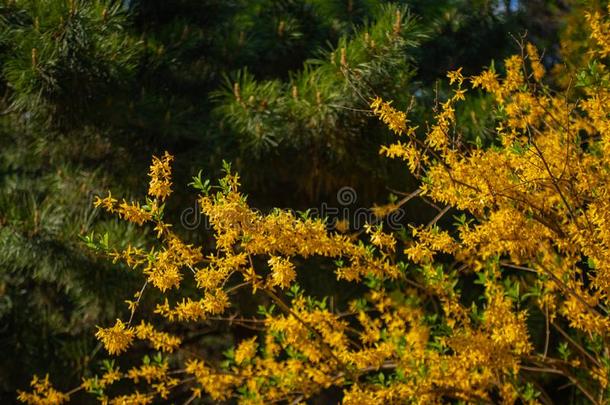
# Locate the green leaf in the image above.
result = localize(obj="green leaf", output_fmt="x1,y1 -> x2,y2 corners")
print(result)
189,170 -> 212,194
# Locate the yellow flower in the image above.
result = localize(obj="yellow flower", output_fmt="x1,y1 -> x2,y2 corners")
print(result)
100,368 -> 122,387
447,67 -> 464,85
134,321 -> 181,352
117,200 -> 152,225
370,97 -> 409,135
526,42 -> 545,81
267,256 -> 296,289
235,337 -> 258,365
148,151 -> 174,201
95,319 -> 135,355
17,375 -> 69,405
127,362 -> 168,384
203,289 -> 230,315
105,392 -> 153,405
94,191 -> 117,213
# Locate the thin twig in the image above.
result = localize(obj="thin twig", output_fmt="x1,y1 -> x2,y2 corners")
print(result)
127,281 -> 148,325
543,301 -> 550,360
426,205 -> 450,228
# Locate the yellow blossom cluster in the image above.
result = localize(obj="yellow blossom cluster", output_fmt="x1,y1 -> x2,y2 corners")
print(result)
147,151 -> 174,201
370,16 -> 610,400
405,225 -> 456,264
68,147 -> 537,403
234,336 -> 258,365
586,6 -> 610,58
526,42 -> 545,81
17,375 -> 69,405
376,69 -> 466,173
127,362 -> 178,399
79,359 -> 176,403
95,319 -> 135,355
93,195 -> 152,226
370,96 -> 412,136
267,256 -> 296,289
18,124 -> 548,402
95,319 -> 181,355
134,321 -> 181,352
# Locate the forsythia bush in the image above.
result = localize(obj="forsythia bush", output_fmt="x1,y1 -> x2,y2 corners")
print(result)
18,7 -> 610,405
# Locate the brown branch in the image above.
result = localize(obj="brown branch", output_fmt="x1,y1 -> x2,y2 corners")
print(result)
426,205 -> 450,228
552,322 -> 601,368
525,356 -> 600,405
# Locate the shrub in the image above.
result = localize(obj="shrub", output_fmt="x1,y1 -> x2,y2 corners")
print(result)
18,6 -> 610,405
